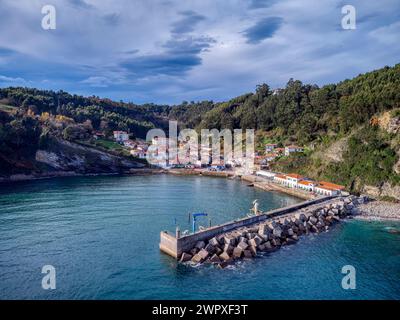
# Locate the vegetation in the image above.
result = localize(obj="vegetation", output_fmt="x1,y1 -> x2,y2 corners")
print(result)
0,63 -> 399,191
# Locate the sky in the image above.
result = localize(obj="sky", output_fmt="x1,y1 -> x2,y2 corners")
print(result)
0,0 -> 399,104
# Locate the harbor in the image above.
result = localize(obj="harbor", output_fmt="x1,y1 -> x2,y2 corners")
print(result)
160,194 -> 366,268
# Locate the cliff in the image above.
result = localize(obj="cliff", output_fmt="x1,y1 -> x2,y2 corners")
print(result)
0,137 -> 145,182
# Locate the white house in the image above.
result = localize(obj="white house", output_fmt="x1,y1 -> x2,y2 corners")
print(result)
314,181 -> 345,196
256,170 -> 276,179
284,145 -> 304,156
298,180 -> 316,192
284,173 -> 304,188
113,131 -> 129,142
274,174 -> 288,185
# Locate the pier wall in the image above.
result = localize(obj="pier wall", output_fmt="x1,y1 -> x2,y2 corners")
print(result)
160,196 -> 335,258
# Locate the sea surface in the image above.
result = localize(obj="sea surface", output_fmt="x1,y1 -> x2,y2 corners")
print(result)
0,175 -> 399,299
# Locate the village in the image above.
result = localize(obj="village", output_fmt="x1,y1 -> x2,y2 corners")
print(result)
106,130 -> 346,198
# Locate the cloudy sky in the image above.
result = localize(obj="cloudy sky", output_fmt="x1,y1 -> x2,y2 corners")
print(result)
0,0 -> 399,104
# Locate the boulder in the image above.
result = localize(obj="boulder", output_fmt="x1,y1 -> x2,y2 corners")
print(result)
209,254 -> 221,264
249,236 -> 262,247
309,216 -> 318,225
232,247 -> 243,259
214,246 -> 223,255
237,241 -> 249,251
258,243 -> 266,251
195,241 -> 206,250
271,238 -> 281,246
287,228 -> 294,236
273,227 -> 282,238
243,250 -> 253,258
191,254 -> 204,263
179,252 -> 192,262
219,251 -> 231,261
204,243 -> 215,254
223,244 -> 234,255
209,237 -> 219,247
249,246 -> 257,257
258,224 -> 271,236
264,241 -> 273,250
331,208 -> 339,215
198,248 -> 209,260
224,236 -> 236,246
295,213 -> 307,221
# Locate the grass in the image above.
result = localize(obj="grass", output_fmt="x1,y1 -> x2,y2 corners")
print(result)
93,138 -> 125,151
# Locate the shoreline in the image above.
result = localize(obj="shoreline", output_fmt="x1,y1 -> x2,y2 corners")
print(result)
354,201 -> 400,222
3,168 -> 400,222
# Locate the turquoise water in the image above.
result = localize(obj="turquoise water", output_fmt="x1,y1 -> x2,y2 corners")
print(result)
0,175 -> 399,300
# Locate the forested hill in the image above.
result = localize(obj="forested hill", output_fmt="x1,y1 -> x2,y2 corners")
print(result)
0,64 -> 399,198
169,63 -> 400,145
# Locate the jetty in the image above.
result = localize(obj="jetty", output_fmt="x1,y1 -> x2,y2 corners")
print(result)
159,194 -> 366,268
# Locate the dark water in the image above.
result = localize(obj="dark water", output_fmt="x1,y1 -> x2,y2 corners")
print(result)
0,175 -> 399,300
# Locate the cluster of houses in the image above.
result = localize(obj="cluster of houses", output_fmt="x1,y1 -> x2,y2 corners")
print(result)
262,143 -> 304,163
256,171 -> 345,196
111,131 -> 148,159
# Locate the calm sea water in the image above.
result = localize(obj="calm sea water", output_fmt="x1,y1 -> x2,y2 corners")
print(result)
0,175 -> 399,300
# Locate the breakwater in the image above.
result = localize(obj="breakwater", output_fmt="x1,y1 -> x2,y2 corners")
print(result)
160,195 -> 366,268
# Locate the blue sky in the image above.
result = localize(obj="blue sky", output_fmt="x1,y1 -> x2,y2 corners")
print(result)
0,0 -> 399,104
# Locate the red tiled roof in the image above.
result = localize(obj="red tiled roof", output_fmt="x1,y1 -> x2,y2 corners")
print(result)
319,181 -> 345,190
286,173 -> 303,179
275,174 -> 287,179
298,180 -> 315,186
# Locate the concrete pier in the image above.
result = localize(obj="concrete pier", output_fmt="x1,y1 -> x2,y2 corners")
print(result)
159,195 -> 336,259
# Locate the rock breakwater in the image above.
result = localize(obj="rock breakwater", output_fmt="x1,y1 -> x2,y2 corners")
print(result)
180,196 -> 366,268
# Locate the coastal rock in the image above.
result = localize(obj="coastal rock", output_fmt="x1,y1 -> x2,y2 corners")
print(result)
309,216 -> 318,225
249,246 -> 257,256
223,244 -> 234,255
214,246 -> 223,255
219,252 -> 231,261
237,241 -> 249,251
179,253 -> 192,262
209,237 -> 219,247
209,254 -> 221,264
191,253 -> 204,264
195,241 -> 206,250
232,247 -> 243,259
198,249 -> 209,260
243,250 -> 253,258
223,236 -> 236,246
273,227 -> 282,238
204,243 -> 215,254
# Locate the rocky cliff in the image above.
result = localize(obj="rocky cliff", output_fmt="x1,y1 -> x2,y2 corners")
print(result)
0,137 -> 145,182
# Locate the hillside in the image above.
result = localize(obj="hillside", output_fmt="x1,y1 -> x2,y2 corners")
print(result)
0,64 -> 399,198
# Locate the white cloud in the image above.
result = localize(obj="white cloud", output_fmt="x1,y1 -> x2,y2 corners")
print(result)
0,0 -> 398,103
